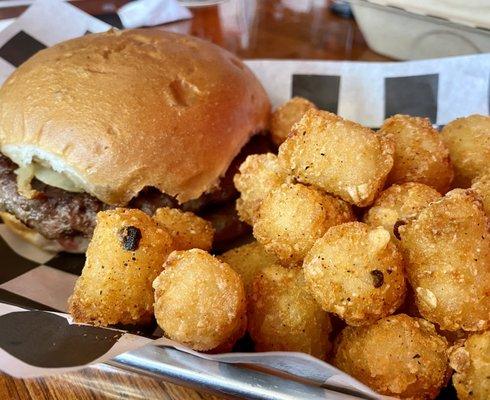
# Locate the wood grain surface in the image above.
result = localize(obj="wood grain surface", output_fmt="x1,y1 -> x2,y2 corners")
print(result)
0,1 -> 390,399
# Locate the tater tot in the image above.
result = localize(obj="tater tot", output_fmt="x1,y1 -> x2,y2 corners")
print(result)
472,174 -> 490,215
449,331 -> 490,400
69,208 -> 174,326
270,97 -> 317,145
363,182 -> 441,240
441,114 -> 490,188
333,314 -> 450,400
253,182 -> 355,266
152,249 -> 246,351
247,264 -> 332,359
399,189 -> 490,331
153,207 -> 214,251
378,115 -> 453,193
234,153 -> 287,225
220,240 -> 280,293
278,109 -> 394,207
303,222 -> 406,325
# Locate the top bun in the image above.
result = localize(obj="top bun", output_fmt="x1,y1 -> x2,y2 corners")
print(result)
0,29 -> 270,205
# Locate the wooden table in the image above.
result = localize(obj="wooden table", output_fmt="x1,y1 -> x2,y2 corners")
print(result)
0,1 -> 389,399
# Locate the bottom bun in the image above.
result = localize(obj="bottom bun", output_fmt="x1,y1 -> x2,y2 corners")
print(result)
0,212 -> 88,253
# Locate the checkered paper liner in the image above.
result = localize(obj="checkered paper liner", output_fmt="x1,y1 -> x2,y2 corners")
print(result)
0,0 -> 488,397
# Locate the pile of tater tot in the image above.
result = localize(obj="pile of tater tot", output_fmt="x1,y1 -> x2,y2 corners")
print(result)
69,97 -> 490,400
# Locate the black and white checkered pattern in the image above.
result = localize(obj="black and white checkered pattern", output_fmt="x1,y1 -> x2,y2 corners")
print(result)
292,73 -> 441,123
0,223 -> 158,377
0,0 -> 111,83
292,74 -> 341,113
248,55 -> 490,128
0,223 -> 83,312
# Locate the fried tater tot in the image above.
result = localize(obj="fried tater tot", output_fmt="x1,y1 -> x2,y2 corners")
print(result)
220,240 -> 280,293
303,222 -> 406,325
253,182 -> 355,266
378,115 -> 453,193
278,109 -> 394,207
333,314 -> 451,400
153,207 -> 214,251
270,97 -> 317,146
234,153 -> 287,225
69,208 -> 174,326
472,174 -> 490,215
247,264 -> 332,359
399,189 -> 490,332
363,182 -> 441,240
153,249 -> 246,351
441,114 -> 490,188
449,331 -> 490,400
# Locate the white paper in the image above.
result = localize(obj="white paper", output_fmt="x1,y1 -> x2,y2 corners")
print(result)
245,56 -> 490,127
118,0 -> 192,29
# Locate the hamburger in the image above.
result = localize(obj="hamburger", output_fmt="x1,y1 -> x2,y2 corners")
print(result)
0,29 -> 270,252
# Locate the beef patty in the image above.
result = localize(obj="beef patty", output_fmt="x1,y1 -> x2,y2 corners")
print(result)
0,135 -> 272,241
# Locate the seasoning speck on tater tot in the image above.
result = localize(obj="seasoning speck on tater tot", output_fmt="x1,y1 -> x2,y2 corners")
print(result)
153,207 -> 214,251
248,264 -> 332,359
363,182 -> 441,240
153,249 -> 246,351
270,97 -> 317,146
253,182 -> 355,266
220,240 -> 280,294
378,114 -> 453,193
303,222 -> 406,325
234,153 -> 286,225
441,114 -> 490,188
278,109 -> 394,207
333,314 -> 451,400
472,173 -> 490,215
449,331 -> 490,400
399,189 -> 490,332
69,208 -> 174,326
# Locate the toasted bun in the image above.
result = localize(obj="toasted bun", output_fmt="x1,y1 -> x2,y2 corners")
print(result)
0,212 -> 88,253
0,29 -> 270,205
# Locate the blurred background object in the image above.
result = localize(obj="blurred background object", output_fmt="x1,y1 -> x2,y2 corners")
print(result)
0,0 -> 388,60
118,0 -> 191,28
350,0 -> 490,59
178,0 -> 227,6
329,0 -> 352,18
0,0 -> 488,61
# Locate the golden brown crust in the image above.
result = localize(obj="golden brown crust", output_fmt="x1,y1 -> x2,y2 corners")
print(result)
270,97 -> 317,146
253,182 -> 355,266
333,314 -> 450,399
153,207 -> 214,251
247,265 -> 332,359
278,110 -> 394,207
234,153 -> 287,225
69,208 -> 174,326
441,114 -> 490,188
303,222 -> 406,325
449,331 -> 490,400
472,173 -> 490,215
152,249 -> 247,351
219,240 -> 280,294
379,115 -> 453,193
398,189 -> 490,332
363,182 -> 441,240
0,29 -> 270,205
